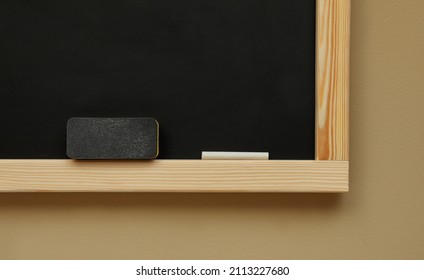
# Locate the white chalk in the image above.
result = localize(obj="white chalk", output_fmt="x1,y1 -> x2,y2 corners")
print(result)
201,151 -> 269,160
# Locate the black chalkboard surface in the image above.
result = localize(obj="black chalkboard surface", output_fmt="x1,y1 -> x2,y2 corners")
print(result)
0,0 -> 315,159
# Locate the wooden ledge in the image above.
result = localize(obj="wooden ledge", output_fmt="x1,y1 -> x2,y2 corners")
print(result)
0,160 -> 348,193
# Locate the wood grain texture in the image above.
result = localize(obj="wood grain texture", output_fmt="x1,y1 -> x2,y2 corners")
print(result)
316,0 -> 350,160
0,160 -> 348,192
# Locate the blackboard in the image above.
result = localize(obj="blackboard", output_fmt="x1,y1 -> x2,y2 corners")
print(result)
0,0 -> 316,159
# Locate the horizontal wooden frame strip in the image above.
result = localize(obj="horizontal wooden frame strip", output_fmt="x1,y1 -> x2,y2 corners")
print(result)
0,160 -> 348,192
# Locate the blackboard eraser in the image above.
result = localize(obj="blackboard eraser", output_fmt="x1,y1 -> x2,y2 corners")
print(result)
67,118 -> 159,160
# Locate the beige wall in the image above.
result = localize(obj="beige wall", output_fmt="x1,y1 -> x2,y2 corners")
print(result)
1,0 -> 424,259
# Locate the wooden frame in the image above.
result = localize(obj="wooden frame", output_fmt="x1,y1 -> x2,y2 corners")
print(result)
0,0 -> 350,192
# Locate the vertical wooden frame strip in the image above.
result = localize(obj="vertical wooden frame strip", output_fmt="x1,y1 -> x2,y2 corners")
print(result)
316,0 -> 350,160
